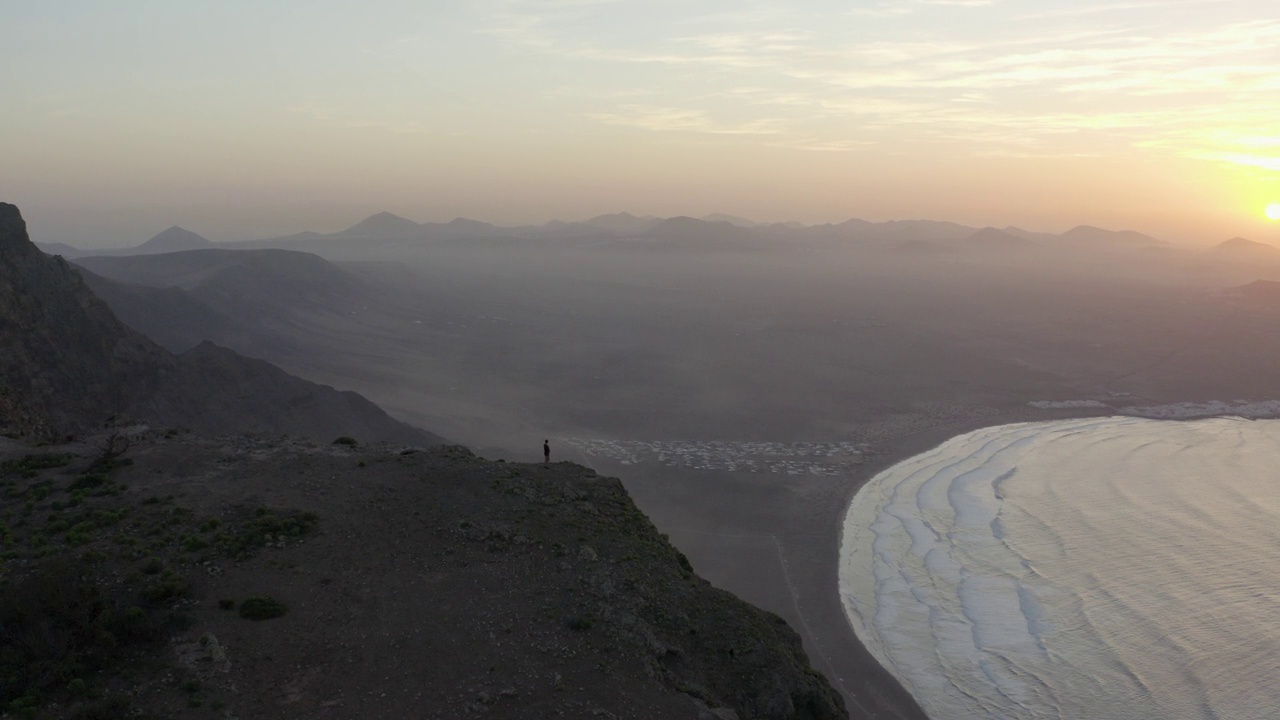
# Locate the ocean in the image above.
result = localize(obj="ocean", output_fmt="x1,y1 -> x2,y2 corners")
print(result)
839,416 -> 1280,720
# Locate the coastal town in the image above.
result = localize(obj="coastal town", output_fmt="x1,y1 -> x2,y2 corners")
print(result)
561,438 -> 868,476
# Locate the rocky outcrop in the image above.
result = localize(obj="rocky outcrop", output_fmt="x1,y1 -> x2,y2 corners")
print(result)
1,202 -> 441,445
0,202 -> 174,437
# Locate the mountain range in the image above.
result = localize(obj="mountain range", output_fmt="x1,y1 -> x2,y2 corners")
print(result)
39,211 -> 1222,260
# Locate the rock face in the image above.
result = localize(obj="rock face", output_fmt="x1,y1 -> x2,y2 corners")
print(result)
0,202 -> 174,438
0,202 -> 440,445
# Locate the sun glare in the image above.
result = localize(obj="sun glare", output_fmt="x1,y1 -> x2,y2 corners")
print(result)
1268,204 -> 1280,221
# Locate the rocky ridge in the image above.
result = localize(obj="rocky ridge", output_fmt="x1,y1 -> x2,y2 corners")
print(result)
0,202 -> 438,446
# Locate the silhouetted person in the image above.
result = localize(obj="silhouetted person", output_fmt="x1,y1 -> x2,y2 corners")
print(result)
543,439 -> 550,466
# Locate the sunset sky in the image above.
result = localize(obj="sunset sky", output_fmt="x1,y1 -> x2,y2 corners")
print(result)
3,0 -> 1278,247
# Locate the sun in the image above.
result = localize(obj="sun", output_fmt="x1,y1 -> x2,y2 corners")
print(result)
1268,204 -> 1280,221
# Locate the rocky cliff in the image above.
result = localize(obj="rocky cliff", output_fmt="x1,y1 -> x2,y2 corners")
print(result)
0,202 -> 173,438
0,434 -> 846,719
0,202 -> 439,445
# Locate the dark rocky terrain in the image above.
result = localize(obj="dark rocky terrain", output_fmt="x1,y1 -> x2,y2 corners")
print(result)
0,435 -> 846,719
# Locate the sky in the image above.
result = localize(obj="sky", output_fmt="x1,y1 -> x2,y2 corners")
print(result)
2,0 -> 1279,247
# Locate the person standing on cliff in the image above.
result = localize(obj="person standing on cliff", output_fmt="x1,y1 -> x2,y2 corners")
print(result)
543,439 -> 550,466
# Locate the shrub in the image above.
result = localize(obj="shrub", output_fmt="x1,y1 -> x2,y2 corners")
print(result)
140,574 -> 190,604
68,474 -> 107,492
565,615 -> 593,632
0,562 -> 161,710
238,596 -> 287,621
332,436 -> 358,447
214,509 -> 318,560
0,454 -> 72,478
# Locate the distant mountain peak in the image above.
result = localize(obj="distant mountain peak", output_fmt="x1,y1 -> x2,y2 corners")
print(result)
337,212 -> 423,238
701,213 -> 758,228
1061,225 -> 1164,246
963,227 -> 1029,248
1227,279 -> 1280,304
642,216 -> 754,243
137,226 -> 212,253
1215,236 -> 1277,252
582,212 -> 663,235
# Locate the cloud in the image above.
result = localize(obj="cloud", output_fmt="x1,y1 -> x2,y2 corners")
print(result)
474,1 -> 1280,164
588,105 -> 786,135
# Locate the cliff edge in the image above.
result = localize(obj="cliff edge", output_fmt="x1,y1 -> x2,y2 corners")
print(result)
1,434 -> 846,719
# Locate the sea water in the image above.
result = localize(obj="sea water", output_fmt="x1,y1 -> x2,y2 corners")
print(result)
839,416 -> 1280,720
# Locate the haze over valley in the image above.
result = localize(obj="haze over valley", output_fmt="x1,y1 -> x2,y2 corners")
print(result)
56,210 -> 1280,453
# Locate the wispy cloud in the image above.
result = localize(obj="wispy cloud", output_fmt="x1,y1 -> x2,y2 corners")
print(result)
588,105 -> 786,135
472,1 -> 1280,162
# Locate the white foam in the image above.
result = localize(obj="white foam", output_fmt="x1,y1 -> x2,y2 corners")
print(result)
840,416 -> 1280,720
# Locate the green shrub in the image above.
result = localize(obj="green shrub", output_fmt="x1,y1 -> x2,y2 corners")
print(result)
238,596 -> 287,621
0,454 -> 72,478
68,474 -> 107,492
332,436 -> 358,446
140,574 -> 190,604
0,562 -> 162,711
214,509 -> 318,560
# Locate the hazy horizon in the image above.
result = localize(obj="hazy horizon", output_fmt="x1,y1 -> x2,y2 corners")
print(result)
4,1 -> 1279,248
22,207 -> 1247,251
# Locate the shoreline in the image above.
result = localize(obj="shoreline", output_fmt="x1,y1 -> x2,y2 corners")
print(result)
554,403 -> 1268,719
823,405 -> 1280,718
652,406 -> 1115,720
812,412 -> 1065,719
829,409 -> 1280,717
561,408 -> 1096,719
819,408 -> 1111,718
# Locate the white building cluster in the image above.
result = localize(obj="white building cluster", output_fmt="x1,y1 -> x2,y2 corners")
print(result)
561,438 -> 866,476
